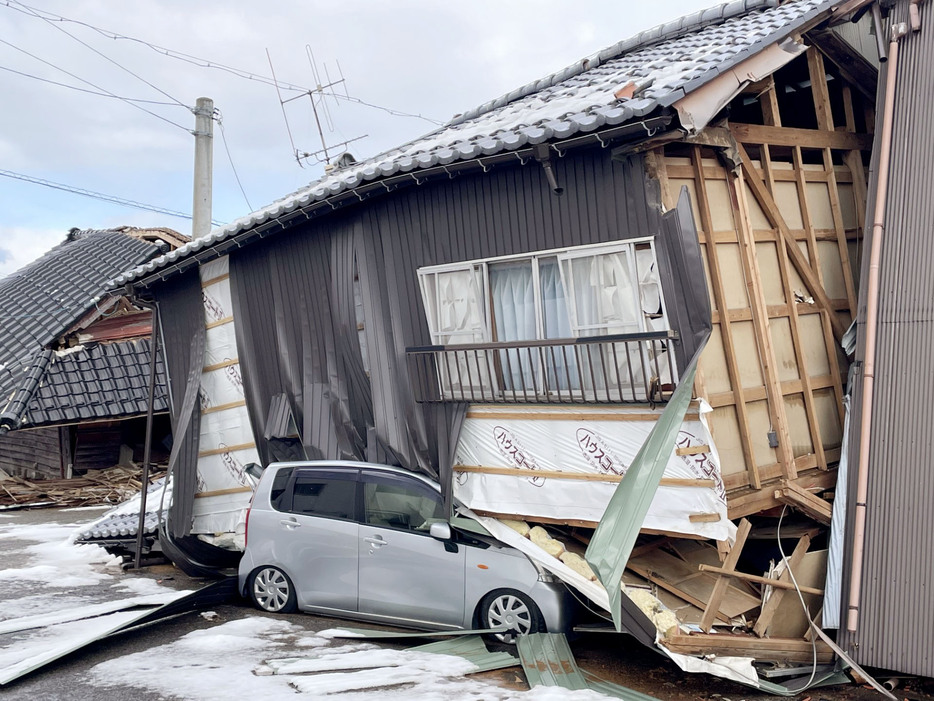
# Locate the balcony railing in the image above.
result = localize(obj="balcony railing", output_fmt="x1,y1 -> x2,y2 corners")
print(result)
406,330 -> 679,405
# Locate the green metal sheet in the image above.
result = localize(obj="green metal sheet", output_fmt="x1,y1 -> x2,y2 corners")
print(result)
516,633 -> 589,690
410,636 -> 519,673
585,344 -> 706,633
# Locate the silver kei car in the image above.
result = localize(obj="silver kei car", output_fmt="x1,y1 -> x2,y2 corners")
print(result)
238,461 -> 570,642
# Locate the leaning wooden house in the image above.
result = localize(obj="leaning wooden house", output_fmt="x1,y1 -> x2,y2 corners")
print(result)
114,0 -> 912,682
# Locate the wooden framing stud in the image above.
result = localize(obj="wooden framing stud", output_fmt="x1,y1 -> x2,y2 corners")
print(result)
700,518 -> 752,632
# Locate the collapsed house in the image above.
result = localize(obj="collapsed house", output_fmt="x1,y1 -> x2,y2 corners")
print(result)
0,227 -> 185,479
109,0 -> 932,683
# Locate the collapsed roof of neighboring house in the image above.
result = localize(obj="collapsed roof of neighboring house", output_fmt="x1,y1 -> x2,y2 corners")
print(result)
114,0 -> 865,289
0,227 -> 185,434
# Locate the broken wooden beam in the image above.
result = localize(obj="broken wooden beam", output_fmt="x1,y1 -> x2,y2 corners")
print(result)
697,564 -> 824,596
661,632 -> 833,664
700,518 -> 751,632
773,480 -> 832,525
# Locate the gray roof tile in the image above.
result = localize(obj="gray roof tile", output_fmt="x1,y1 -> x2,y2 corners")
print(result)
0,230 -> 164,427
115,0 -> 835,287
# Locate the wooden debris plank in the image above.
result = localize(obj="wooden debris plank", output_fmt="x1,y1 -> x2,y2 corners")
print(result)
754,534 -> 812,637
698,565 -> 824,595
662,633 -> 833,664
774,481 -> 833,525
454,465 -> 714,488
628,546 -> 759,621
700,518 -> 751,631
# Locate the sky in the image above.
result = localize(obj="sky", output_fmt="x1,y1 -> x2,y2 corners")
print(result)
0,0 -> 719,277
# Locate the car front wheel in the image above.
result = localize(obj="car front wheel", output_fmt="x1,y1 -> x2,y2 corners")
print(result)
250,566 -> 297,613
480,589 -> 543,644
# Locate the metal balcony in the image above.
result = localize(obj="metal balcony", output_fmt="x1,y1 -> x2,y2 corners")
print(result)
406,330 -> 679,404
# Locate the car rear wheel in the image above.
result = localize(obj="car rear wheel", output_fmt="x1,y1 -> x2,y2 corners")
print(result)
250,566 -> 297,613
480,589 -> 543,644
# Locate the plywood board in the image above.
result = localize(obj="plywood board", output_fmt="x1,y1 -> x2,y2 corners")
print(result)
731,321 -> 764,388
784,394 -> 814,458
813,389 -> 843,448
709,406 -> 745,478
747,400 -> 779,467
705,178 -> 735,231
699,326 -> 731,394
798,313 -> 831,376
769,317 -> 799,382
805,181 -> 835,229
756,242 -> 786,305
716,243 -> 750,309
773,180 -> 805,229
766,550 -> 827,638
817,239 -> 848,299
628,548 -> 760,619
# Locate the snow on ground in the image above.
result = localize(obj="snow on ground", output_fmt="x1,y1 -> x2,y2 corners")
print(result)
0,510 -> 615,699
88,617 -> 615,700
0,520 -> 121,588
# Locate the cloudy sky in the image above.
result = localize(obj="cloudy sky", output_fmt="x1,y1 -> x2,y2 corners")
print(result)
0,0 -> 716,277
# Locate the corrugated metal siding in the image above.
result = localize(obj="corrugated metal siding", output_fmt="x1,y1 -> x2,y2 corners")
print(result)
225,147 -> 664,475
839,2 -> 934,676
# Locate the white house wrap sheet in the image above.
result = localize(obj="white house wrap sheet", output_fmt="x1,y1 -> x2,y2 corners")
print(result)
453,402 -> 732,541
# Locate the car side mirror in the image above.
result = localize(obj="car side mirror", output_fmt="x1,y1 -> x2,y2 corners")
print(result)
429,522 -> 452,540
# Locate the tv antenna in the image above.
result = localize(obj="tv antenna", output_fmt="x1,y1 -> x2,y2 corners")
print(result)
266,47 -> 368,168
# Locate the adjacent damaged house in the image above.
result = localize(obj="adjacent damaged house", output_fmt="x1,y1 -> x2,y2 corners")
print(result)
0,227 -> 186,479
111,0 -> 931,682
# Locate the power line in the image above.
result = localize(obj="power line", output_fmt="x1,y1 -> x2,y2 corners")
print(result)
0,37 -> 191,133
0,63 -> 181,105
8,0 -> 189,108
0,0 -> 444,125
215,109 -> 253,211
0,169 -> 224,226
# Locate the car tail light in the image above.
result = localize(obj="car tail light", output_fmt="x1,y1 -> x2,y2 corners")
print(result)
244,493 -> 255,547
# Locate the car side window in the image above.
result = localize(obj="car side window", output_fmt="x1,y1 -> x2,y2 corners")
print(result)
290,474 -> 356,520
269,467 -> 295,512
364,478 -> 444,533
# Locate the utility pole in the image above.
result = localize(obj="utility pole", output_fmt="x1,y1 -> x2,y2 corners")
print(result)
191,97 -> 214,237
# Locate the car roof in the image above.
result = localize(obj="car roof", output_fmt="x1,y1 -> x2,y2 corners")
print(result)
266,460 -> 441,490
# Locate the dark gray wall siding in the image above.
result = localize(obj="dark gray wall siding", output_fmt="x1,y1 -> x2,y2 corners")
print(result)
839,1 -> 934,676
153,269 -> 204,537
225,147 -> 664,479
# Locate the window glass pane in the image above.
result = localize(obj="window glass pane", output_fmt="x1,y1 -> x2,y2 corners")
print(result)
291,476 -> 355,520
490,261 -> 535,392
364,480 -> 444,532
270,467 -> 295,512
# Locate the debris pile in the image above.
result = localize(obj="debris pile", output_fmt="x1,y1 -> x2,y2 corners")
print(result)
501,515 -> 832,665
0,466 -> 165,509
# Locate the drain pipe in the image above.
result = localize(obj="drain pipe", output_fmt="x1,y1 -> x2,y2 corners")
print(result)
846,18 -> 911,633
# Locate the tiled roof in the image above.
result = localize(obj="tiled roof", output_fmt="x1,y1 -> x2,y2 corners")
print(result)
0,229 -> 164,427
20,338 -> 168,428
75,477 -> 170,541
114,0 -> 837,287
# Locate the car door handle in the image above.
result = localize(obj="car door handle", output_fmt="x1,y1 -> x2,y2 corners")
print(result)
364,535 -> 386,547
280,518 -> 300,529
